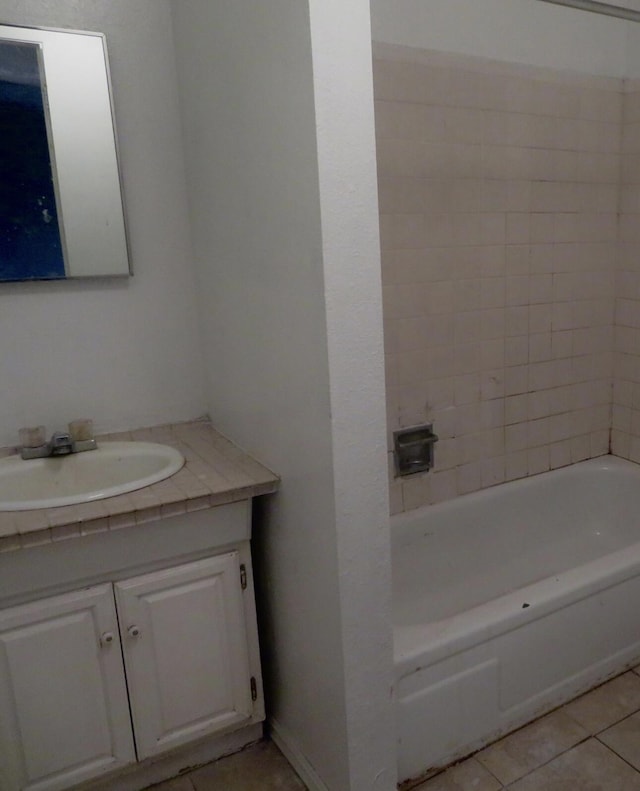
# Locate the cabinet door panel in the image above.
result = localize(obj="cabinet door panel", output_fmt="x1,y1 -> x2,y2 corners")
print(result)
115,553 -> 252,759
0,585 -> 135,791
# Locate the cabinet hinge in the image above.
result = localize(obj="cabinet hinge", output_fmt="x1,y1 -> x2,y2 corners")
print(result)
250,676 -> 258,702
240,564 -> 247,590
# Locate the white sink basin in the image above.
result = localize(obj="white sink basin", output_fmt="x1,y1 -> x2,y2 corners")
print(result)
0,442 -> 184,511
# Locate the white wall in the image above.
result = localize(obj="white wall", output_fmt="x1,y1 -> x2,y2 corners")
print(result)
0,0 -> 207,447
307,1 -> 396,787
625,21 -> 640,77
171,1 -> 395,789
370,0 -> 633,77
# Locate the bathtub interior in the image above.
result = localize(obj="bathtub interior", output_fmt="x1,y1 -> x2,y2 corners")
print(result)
392,457 -> 640,625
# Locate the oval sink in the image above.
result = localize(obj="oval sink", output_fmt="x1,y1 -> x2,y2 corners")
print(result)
0,442 -> 184,511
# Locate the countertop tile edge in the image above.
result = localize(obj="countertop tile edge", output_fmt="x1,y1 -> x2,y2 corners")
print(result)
0,421 -> 279,549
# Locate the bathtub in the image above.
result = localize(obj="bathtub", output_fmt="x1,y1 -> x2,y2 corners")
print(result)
392,455 -> 640,784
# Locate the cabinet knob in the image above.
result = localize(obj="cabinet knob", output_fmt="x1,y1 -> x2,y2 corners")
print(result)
100,632 -> 115,646
128,625 -> 141,638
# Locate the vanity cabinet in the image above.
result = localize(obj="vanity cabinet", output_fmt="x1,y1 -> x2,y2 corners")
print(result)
115,552 -> 254,760
0,545 -> 262,791
0,584 -> 135,791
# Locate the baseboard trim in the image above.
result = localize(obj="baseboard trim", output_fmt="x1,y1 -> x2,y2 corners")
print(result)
269,717 -> 330,791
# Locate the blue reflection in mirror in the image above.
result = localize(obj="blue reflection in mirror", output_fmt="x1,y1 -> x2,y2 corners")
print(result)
0,39 -> 64,281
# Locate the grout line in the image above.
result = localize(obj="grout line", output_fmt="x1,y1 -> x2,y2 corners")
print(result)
498,733 -> 593,789
596,743 -> 640,778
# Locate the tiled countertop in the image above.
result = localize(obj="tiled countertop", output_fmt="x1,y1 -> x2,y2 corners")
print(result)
0,421 -> 279,553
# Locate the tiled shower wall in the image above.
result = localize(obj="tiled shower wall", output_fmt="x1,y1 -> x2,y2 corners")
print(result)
374,45 -> 622,514
613,82 -> 640,461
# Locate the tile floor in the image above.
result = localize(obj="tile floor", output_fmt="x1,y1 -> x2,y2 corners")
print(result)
148,665 -> 640,791
148,740 -> 306,791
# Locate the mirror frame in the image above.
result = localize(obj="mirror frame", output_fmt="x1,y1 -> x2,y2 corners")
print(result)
0,23 -> 131,280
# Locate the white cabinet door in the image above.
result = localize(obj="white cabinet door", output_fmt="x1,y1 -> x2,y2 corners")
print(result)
0,584 -> 135,791
115,553 -> 253,760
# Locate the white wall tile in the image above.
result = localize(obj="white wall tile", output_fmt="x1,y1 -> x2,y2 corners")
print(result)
376,47 -> 623,512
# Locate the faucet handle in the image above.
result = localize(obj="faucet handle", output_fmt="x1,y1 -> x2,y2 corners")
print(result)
68,419 -> 94,442
18,425 -> 46,449
68,419 -> 97,453
69,418 -> 98,453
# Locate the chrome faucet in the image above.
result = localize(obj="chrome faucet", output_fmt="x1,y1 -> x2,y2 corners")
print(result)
48,431 -> 74,456
19,426 -> 97,460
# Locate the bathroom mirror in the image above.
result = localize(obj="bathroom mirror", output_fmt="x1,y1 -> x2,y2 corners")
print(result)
0,23 -> 130,281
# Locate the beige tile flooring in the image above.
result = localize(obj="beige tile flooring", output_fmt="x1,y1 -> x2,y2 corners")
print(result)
149,665 -> 640,791
148,740 -> 306,791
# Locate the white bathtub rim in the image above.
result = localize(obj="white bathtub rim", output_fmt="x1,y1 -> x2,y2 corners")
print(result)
392,456 -> 640,674
395,524 -> 640,680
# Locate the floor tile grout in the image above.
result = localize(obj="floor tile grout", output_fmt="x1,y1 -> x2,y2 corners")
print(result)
501,738 -> 640,789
